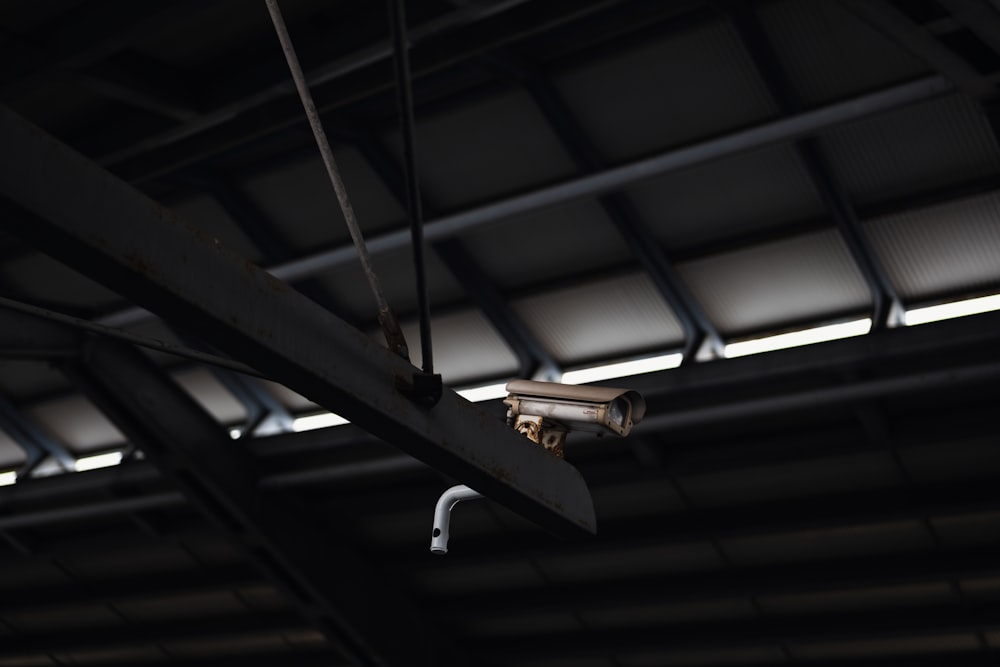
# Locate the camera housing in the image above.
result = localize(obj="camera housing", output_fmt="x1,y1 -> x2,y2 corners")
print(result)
503,380 -> 646,457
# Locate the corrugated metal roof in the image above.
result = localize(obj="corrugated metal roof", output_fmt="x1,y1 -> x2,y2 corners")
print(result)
552,14 -> 776,163
627,143 -> 824,250
0,428 -> 25,468
173,368 -> 247,426
511,272 -> 685,365
23,396 -> 125,453
399,308 -> 520,385
677,228 -> 871,335
244,149 -> 405,249
755,0 -> 928,106
864,189 -> 1000,301
817,93 -> 1000,207
316,245 -> 467,323
455,199 -> 631,290
385,88 -> 579,210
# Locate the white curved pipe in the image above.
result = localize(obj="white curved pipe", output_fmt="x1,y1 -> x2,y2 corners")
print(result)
430,484 -> 484,555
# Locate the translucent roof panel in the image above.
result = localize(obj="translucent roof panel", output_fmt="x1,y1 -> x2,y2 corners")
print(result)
0,427 -> 26,469
627,144 -> 825,250
23,395 -> 125,454
817,94 -> 1000,208
553,14 -> 776,163
864,190 -> 1000,301
315,245 -> 467,324
243,148 -> 405,250
755,0 -> 929,106
677,228 -> 871,336
172,368 -> 247,426
511,272 -> 685,365
400,309 -> 520,386
455,199 -> 632,291
383,88 -> 579,210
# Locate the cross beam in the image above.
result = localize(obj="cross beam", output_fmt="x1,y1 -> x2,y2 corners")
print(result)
0,104 -> 595,539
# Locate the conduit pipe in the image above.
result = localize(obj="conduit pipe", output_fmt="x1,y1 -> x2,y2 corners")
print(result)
430,484 -> 484,555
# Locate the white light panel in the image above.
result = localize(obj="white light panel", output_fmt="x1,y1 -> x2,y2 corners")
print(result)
724,319 -> 872,358
904,293 -> 1000,326
561,353 -> 684,385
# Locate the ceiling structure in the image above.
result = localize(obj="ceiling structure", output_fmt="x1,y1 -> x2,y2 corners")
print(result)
2,0 -> 1000,665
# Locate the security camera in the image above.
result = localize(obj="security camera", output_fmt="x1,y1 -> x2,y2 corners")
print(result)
503,380 -> 646,457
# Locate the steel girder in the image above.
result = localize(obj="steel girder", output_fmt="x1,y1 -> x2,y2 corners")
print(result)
62,336 -> 457,666
0,103 -> 595,539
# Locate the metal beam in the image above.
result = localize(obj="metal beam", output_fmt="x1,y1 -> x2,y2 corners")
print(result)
0,103 -> 596,540
1,611 -> 309,658
939,0 -> 1000,57
97,0 -> 538,167
0,396 -> 77,475
0,0 -> 201,95
0,563 -> 261,615
166,168 -> 353,322
62,336 -> 454,666
434,238 -> 561,379
171,327 -> 294,436
96,74 -> 952,330
67,655 -> 348,667
841,0 -> 998,98
431,545 -> 1000,617
481,604 -> 1000,660
336,122 -> 560,379
478,50 -> 724,359
393,476 -> 1000,568
721,1 -> 905,328
80,53 -> 202,122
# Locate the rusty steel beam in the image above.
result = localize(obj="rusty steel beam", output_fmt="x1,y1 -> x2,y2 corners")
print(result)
0,103 -> 595,540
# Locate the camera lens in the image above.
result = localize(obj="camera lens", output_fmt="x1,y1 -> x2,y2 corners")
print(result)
609,398 -> 627,427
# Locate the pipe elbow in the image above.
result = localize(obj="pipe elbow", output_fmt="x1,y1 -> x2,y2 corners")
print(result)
430,484 -> 484,555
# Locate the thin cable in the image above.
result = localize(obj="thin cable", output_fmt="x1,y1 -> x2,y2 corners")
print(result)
0,296 -> 267,379
264,0 -> 410,361
388,0 -> 433,374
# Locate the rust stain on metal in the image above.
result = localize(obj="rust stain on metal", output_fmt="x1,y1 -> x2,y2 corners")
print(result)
124,249 -> 150,276
264,269 -> 289,293
486,463 -> 514,485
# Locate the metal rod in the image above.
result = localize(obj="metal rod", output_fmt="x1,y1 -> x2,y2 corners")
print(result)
264,0 -> 410,360
98,0 -> 535,167
0,296 -> 267,379
388,0 -> 434,373
95,74 -> 952,331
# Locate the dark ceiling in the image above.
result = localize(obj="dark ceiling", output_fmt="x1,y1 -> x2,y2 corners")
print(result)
2,0 -> 1000,665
